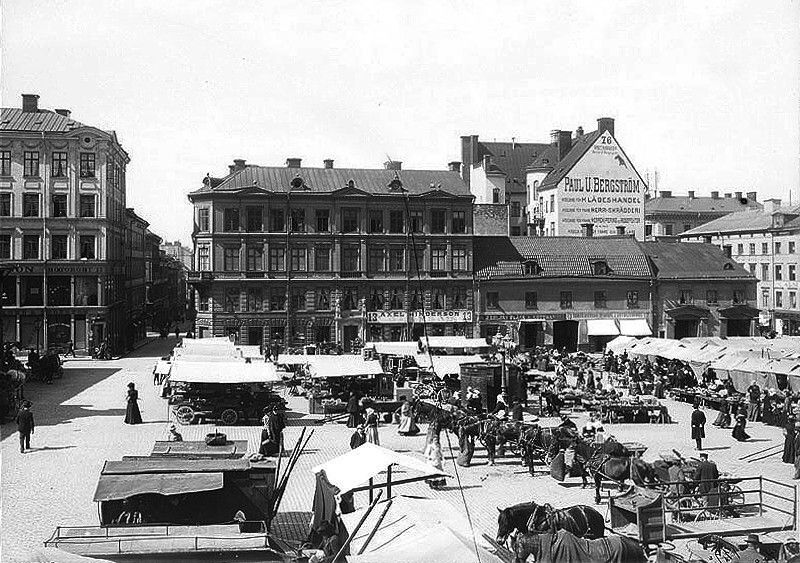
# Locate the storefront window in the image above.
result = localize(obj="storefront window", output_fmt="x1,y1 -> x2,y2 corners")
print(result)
20,316 -> 43,349
48,276 -> 72,306
21,277 -> 44,306
75,276 -> 99,306
47,315 -> 72,352
1,275 -> 16,306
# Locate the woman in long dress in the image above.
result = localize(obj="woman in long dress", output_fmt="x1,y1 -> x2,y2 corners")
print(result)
712,398 -> 731,428
397,399 -> 420,436
424,416 -> 447,489
783,417 -> 797,464
124,382 -> 142,425
732,403 -> 750,442
364,407 -> 380,446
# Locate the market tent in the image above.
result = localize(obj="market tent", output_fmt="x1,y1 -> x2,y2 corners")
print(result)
414,354 -> 485,377
276,354 -> 311,366
587,319 -> 620,336
168,361 -> 280,384
237,345 -> 263,359
305,356 -> 384,378
365,342 -> 420,356
341,495 -> 504,563
153,360 -> 172,376
93,472 -> 223,501
618,318 -> 652,336
606,335 -> 636,353
419,336 -> 491,350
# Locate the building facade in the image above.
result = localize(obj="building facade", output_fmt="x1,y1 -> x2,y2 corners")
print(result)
123,208 -> 148,348
188,159 -> 475,350
680,200 -> 800,335
161,240 -> 193,270
644,190 -> 761,240
0,94 -> 129,354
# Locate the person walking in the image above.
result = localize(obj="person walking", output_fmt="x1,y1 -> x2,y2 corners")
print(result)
67,340 -> 76,358
364,407 -> 380,446
783,418 -> 797,464
124,382 -> 143,425
16,401 -> 34,453
345,392 -> 362,428
747,382 -> 761,422
691,401 -> 706,450
732,402 -> 750,442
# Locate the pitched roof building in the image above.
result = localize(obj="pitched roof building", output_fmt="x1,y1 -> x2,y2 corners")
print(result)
644,189 -> 761,239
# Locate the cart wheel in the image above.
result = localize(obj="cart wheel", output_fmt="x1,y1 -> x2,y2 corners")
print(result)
726,484 -> 745,505
175,405 -> 195,425
220,408 -> 239,426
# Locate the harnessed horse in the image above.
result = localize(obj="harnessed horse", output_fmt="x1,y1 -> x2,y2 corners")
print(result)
496,500 -> 605,546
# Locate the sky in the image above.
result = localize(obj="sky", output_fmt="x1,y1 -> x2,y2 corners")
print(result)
2,0 -> 799,244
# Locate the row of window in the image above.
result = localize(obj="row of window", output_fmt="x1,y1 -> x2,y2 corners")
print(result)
733,241 -> 797,255
0,192 -> 97,218
746,263 -> 798,282
0,275 -> 100,307
762,289 -> 799,310
0,150 -> 97,178
200,207 -> 468,235
0,234 -> 97,260
486,290 -> 641,310
198,244 -> 470,273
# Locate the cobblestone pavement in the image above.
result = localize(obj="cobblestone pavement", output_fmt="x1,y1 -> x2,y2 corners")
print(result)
3,343 -> 798,561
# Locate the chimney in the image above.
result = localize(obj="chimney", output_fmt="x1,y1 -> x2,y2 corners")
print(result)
384,160 -> 402,171
616,226 -> 626,235
448,161 -> 462,173
659,190 -> 672,198
55,108 -> 71,118
581,223 -> 594,237
511,137 -> 516,149
597,117 -> 615,136
550,130 -> 560,145
688,190 -> 695,199
460,135 -> 479,186
746,191 -> 757,201
232,159 -> 247,171
735,191 -> 743,200
482,155 -> 491,170
286,158 -> 302,168
764,198 -> 782,213
228,165 -> 236,175
724,193 -> 732,198
323,159 -> 334,169
575,126 -> 584,138
22,94 -> 40,113
711,191 -> 719,199
558,130 -> 572,160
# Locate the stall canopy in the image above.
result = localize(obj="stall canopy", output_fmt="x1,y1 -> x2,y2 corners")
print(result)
419,336 -> 490,350
605,335 -> 636,354
153,360 -> 172,376
365,342 -> 420,356
275,354 -> 310,366
305,356 -> 384,379
93,472 -> 223,501
587,319 -> 620,336
414,355 -> 485,378
618,319 -> 652,336
168,361 -> 280,384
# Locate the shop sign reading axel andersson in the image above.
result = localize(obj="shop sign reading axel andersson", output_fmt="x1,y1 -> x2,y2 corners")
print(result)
366,310 -> 473,324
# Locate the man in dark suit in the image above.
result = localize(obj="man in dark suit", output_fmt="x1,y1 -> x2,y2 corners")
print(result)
694,452 -> 719,496
691,401 -> 706,450
16,401 -> 35,453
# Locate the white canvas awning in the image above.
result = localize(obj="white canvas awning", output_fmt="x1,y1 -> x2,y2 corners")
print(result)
168,361 -> 280,384
306,356 -> 384,378
414,355 -> 485,378
276,354 -> 311,366
365,342 -> 420,356
153,360 -> 172,376
419,336 -> 490,350
586,319 -> 620,336
618,318 -> 652,336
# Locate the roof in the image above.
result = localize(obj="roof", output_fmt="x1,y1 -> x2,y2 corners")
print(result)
414,355 -> 486,377
680,205 -> 800,236
102,458 -> 251,474
478,141 -> 550,191
639,241 -> 755,279
473,236 -> 652,279
365,341 -> 421,356
0,107 -> 86,132
538,130 -> 603,190
190,166 -> 472,198
168,361 -> 279,384
274,354 -> 383,377
420,336 -> 491,349
93,472 -> 223,502
645,195 -> 761,215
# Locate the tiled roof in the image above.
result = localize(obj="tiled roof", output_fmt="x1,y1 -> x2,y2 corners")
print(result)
646,195 -> 761,214
0,107 -> 85,132
639,241 -> 753,279
680,205 -> 800,236
191,166 -> 472,198
479,141 -> 551,184
474,236 -> 652,279
527,145 -> 560,169
538,130 -> 603,190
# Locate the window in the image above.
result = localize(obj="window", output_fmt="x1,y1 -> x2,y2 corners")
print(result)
291,290 -> 306,311
748,263 -> 756,275
198,208 -> 210,232
0,151 -> 10,175
492,188 -> 500,203
198,245 -> 210,271
775,265 -> 783,280
452,248 -> 468,271
23,193 -> 39,217
269,209 -> 285,232
762,242 -> 768,254
789,242 -> 796,254
198,290 -> 209,312
594,290 -> 607,308
452,287 -> 467,309
733,290 -> 745,304
224,288 -> 240,312
450,210 -> 466,234
679,289 -> 692,304
52,194 -> 67,217
246,288 -> 263,311
706,289 -> 718,304
388,247 -> 404,272
317,288 -> 331,310
342,288 -> 358,310
75,276 -> 98,306
269,290 -> 286,311
524,260 -> 541,276
341,245 -> 360,272
430,209 -> 446,233
51,234 -> 68,259
775,242 -> 782,254
487,291 -> 499,309
223,247 -> 240,271
559,291 -> 572,309
269,246 -> 285,271
510,201 -> 521,217
789,265 -> 796,281
290,247 -> 307,271
342,208 -> 360,233
78,235 -> 95,259
664,224 -> 674,236
290,209 -> 305,232
736,244 -> 744,255
592,261 -> 611,275
223,208 -> 240,231
79,194 -> 96,218
431,247 -> 447,271
749,243 -> 756,254
246,206 -> 263,232
389,210 -> 404,233
21,277 -> 43,306
389,288 -> 403,309
0,235 -> 10,259
761,264 -> 769,281
410,289 -> 423,310
525,291 -> 538,309
368,247 -> 385,273
79,153 -> 96,178
316,209 -> 329,232
549,194 -> 555,212
368,210 -> 383,233
645,224 -> 653,237
52,152 -> 68,177
368,289 -> 384,311
0,193 -> 10,216
627,291 -> 639,309
790,291 -> 797,309
314,246 -> 330,271
24,151 -> 40,177
409,210 -> 423,233
776,290 -> 783,309
431,288 -> 445,309
246,245 -> 263,271
762,289 -> 770,308
23,234 -> 40,259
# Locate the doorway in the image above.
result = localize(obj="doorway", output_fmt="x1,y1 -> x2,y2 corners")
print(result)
726,319 -> 751,337
552,320 -> 578,352
674,319 -> 699,339
521,322 -> 539,349
343,325 -> 359,351
247,326 -> 264,347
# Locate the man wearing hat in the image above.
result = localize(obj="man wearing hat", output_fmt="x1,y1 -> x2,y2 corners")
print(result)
691,401 -> 707,451
168,424 -> 183,442
694,452 -> 719,498
733,534 -> 764,562
16,400 -> 34,453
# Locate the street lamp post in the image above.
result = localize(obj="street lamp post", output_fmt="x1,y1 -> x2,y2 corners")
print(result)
492,329 -> 516,392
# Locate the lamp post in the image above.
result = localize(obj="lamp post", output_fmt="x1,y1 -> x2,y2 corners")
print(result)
492,328 -> 516,392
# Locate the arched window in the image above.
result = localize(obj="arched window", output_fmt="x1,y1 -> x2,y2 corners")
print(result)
523,260 -> 541,276
492,188 -> 500,204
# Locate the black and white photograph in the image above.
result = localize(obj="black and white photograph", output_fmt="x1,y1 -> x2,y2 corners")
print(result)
1,1 -> 799,562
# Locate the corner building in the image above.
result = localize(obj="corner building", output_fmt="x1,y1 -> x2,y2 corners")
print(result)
188,159 -> 475,350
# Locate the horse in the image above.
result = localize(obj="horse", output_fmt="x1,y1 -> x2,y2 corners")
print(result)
496,501 -> 605,546
581,438 -> 657,504
514,530 -> 646,563
518,425 -> 559,473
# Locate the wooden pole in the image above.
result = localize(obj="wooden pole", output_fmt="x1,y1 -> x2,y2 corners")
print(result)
368,478 -> 373,503
357,498 -> 393,555
386,465 -> 392,499
332,490 -> 383,563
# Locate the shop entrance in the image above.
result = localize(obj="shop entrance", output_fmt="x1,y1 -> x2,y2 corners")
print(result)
521,321 -> 540,349
726,319 -> 751,337
247,326 -> 263,347
552,320 -> 578,353
674,319 -> 699,339
343,325 -> 359,351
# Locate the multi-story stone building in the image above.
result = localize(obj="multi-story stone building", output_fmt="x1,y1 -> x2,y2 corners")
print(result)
161,240 -> 193,270
680,200 -> 800,334
0,94 -> 129,354
188,158 -> 475,350
123,208 -> 148,348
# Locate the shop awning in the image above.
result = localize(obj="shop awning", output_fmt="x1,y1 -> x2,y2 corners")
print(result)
93,472 -> 223,501
414,355 -> 485,378
419,336 -> 490,350
306,356 -> 385,378
586,319 -> 620,336
168,361 -> 280,384
276,354 -> 311,365
153,360 -> 172,376
618,319 -> 652,336
665,304 -> 710,319
366,342 -> 420,356
719,304 -> 761,319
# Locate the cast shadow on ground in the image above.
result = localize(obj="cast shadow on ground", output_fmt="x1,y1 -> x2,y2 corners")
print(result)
24,367 -> 122,409
698,446 -> 731,451
24,445 -> 77,453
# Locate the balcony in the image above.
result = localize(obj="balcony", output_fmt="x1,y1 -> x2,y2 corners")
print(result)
187,271 -> 213,283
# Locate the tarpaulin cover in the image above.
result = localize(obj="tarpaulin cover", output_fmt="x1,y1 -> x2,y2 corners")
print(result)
414,355 -> 485,377
618,319 -> 652,336
605,336 -> 637,353
305,356 -> 384,378
365,342 -> 420,356
519,529 -> 645,563
93,472 -> 223,501
587,319 -> 620,336
275,354 -> 310,365
419,336 -> 491,349
153,360 -> 172,375
103,457 -> 250,474
168,361 -> 279,384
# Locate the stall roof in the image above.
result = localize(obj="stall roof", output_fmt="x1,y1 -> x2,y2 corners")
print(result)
102,457 -> 250,475
618,318 -> 652,336
93,472 -> 223,501
150,440 -> 250,458
365,341 -> 420,356
587,319 -> 620,336
276,354 -> 311,365
153,360 -> 172,375
311,443 -> 445,494
419,336 -> 491,349
307,356 -> 384,378
237,345 -> 264,359
605,335 -> 637,353
168,361 -> 279,384
415,355 -> 485,377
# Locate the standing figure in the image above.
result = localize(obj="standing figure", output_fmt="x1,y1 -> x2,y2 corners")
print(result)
783,419 -> 797,464
713,398 -> 731,428
396,398 -> 420,436
747,382 -> 761,422
364,407 -> 380,446
124,383 -> 143,425
16,401 -> 34,453
691,401 -> 706,450
694,453 -> 719,499
168,424 -> 183,442
259,414 -> 278,456
424,416 -> 447,489
456,415 -> 479,467
350,426 -> 366,449
732,403 -> 750,442
345,392 -> 362,428
794,427 -> 800,480
67,340 -> 76,358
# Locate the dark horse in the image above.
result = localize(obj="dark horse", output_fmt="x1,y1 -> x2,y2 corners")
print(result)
514,530 -> 646,563
496,500 -> 605,545
578,439 -> 656,504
